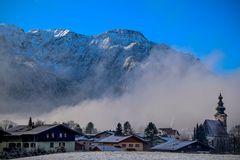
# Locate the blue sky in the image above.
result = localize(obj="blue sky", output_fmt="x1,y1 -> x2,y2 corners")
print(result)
0,0 -> 239,72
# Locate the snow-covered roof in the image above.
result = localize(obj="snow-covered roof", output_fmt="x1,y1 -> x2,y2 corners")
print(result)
94,145 -> 124,151
98,135 -> 131,143
95,130 -> 115,137
6,124 -> 81,136
134,132 -> 145,138
98,135 -> 144,143
151,140 -> 197,151
75,135 -> 94,141
6,124 -> 57,135
160,137 -> 176,142
203,119 -> 228,137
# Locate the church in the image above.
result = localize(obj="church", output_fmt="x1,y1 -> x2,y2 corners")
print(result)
203,93 -> 230,153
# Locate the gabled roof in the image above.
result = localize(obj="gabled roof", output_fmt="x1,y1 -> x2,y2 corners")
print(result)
75,135 -> 94,141
6,124 -> 82,136
98,135 -> 131,143
94,145 -> 124,151
98,135 -> 145,143
203,119 -> 228,137
95,130 -> 115,137
160,137 -> 176,142
151,140 -> 197,151
82,134 -> 97,139
134,132 -> 145,138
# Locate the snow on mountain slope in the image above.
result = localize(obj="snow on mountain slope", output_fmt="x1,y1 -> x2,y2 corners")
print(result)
0,24 -> 203,113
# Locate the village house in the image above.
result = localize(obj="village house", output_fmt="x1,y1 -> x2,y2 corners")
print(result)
159,128 -> 180,139
97,135 -> 146,151
75,135 -> 95,151
2,124 -> 82,152
203,93 -> 230,153
75,131 -> 115,151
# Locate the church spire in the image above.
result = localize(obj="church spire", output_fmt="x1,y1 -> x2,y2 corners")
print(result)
214,93 -> 227,131
216,93 -> 225,114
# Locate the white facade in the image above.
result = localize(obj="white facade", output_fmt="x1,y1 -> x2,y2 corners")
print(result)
37,141 -> 75,152
4,141 -> 75,152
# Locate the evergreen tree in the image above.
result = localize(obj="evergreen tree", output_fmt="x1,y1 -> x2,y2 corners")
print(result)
28,117 -> 33,128
85,122 -> 94,134
193,126 -> 196,139
144,122 -> 158,142
193,123 -> 207,144
75,124 -> 83,134
193,123 -> 199,140
123,121 -> 134,136
115,123 -> 123,136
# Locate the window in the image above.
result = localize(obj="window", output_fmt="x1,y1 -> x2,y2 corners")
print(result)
31,143 -> 36,148
17,143 -> 21,148
122,144 -> 126,148
129,144 -> 133,147
51,133 -> 55,138
46,134 -> 49,138
50,142 -> 54,148
23,143 -> 29,148
64,133 -> 67,138
135,144 -> 140,147
59,133 -> 63,138
9,143 -> 16,148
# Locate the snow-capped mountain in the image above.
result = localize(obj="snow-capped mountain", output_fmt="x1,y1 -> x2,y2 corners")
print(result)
0,24 -> 202,113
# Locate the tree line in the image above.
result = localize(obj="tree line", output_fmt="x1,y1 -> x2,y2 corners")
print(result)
1,118 -> 240,154
0,118 -> 159,141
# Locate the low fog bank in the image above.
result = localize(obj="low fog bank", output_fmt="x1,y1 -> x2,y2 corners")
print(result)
0,48 -> 239,132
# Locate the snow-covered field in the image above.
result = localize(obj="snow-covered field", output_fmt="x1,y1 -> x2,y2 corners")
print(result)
14,152 -> 240,160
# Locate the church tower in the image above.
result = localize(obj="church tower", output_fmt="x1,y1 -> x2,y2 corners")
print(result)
214,93 -> 227,131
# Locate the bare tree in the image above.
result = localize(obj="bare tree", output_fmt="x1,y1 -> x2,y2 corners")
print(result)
0,120 -> 17,130
35,120 -> 45,127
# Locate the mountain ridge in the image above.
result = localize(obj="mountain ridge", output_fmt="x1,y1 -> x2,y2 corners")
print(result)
0,24 -> 202,113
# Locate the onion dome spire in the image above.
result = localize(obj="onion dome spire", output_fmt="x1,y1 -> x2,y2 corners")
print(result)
216,93 -> 225,114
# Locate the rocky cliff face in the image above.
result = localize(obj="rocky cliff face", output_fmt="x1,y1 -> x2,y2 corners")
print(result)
0,24 -> 201,113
